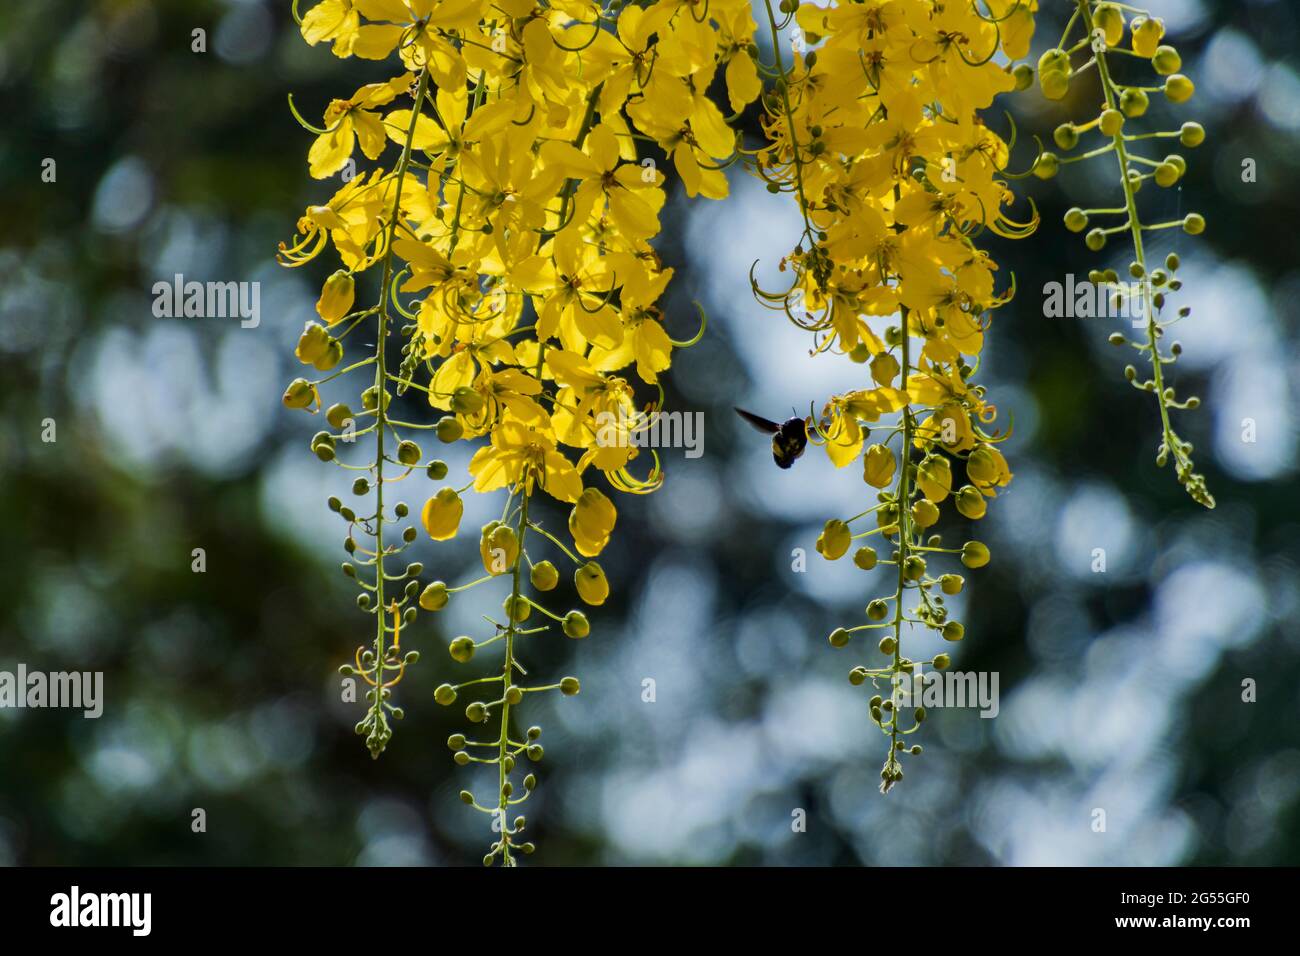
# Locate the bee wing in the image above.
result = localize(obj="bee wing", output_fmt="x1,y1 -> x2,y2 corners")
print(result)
734,407 -> 781,435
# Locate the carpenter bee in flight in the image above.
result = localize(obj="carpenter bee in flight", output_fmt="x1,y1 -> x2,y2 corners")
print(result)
734,407 -> 810,469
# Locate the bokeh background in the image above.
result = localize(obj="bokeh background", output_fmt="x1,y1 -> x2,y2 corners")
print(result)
1,0 -> 1297,866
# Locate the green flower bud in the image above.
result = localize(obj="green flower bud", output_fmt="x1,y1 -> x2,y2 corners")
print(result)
397,440 -> 421,466
419,581 -> 449,611
559,676 -> 581,696
1179,122 -> 1204,148
352,477 -> 369,496
866,599 -> 889,622
1099,108 -> 1124,137
1154,161 -> 1181,188
829,627 -> 850,648
503,594 -> 531,623
941,621 -> 965,642
1032,151 -> 1059,179
954,485 -> 987,520
933,653 -> 951,670
447,734 -> 466,751
1053,123 -> 1079,150
960,540 -> 990,568
435,683 -> 457,706
505,685 -> 524,705
1085,228 -> 1107,252
902,555 -> 927,581
939,573 -> 964,595
1152,45 -> 1181,75
1012,63 -> 1033,91
853,546 -> 878,570
1119,87 -> 1149,117
878,636 -> 897,655
436,415 -> 464,442
1183,213 -> 1205,235
426,459 -> 449,480
849,666 -> 869,686
450,386 -> 485,416
1064,207 -> 1089,233
562,609 -> 590,639
1164,74 -> 1194,104
530,560 -> 560,591
449,636 -> 475,663
326,403 -> 354,429
465,701 -> 487,723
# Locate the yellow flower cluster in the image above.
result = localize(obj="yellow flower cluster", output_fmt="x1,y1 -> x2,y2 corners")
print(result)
749,0 -> 1037,792
278,0 -> 762,864
1034,0 -> 1213,508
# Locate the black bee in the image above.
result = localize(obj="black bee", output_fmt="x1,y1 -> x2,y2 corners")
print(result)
734,407 -> 810,469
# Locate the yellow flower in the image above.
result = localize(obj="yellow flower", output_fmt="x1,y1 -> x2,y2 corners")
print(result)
569,487 -> 618,557
421,488 -> 464,541
468,421 -> 583,503
307,75 -> 412,179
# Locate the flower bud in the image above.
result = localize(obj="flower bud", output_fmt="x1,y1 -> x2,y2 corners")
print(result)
435,415 -> 463,443
530,560 -> 559,591
449,636 -> 475,663
866,599 -> 889,622
853,546 -> 878,570
911,498 -> 940,529
1130,16 -> 1165,58
422,488 -> 464,541
569,487 -> 617,557
397,439 -> 421,466
575,561 -> 609,606
562,610 -> 590,639
816,518 -> 853,560
954,485 -> 987,520
863,443 -> 896,488
1053,123 -> 1079,150
960,540 -> 990,568
503,594 -> 531,623
941,621 -> 964,642
1163,74 -> 1194,103
1064,207 -> 1089,233
1179,122 -> 1204,148
939,573 -> 964,595
434,683 -> 457,705
1152,45 -> 1181,75
419,584 -> 449,615
450,386 -> 485,416
560,676 -> 581,696
1099,108 -> 1124,137
1118,87 -> 1152,119
316,270 -> 355,326
902,555 -> 927,581
933,653 -> 951,670
1183,213 -> 1205,235
1031,151 -> 1059,179
829,627 -> 850,648
282,377 -> 318,410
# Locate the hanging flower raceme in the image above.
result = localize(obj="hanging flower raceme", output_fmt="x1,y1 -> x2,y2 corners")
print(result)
280,0 -> 746,864
1031,0 -> 1213,508
748,0 -> 1038,792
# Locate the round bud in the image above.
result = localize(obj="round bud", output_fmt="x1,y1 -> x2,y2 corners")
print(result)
939,573 -> 964,595
1179,122 -> 1204,148
866,599 -> 889,622
1119,87 -> 1149,118
853,546 -> 878,570
435,416 -> 463,442
933,653 -> 951,670
849,666 -> 869,686
1053,123 -> 1079,150
505,686 -> 524,706
902,555 -> 927,581
829,627 -> 851,648
1152,45 -> 1181,75
465,701 -> 488,723
397,440 -> 421,466
419,581 -> 449,611
434,683 -> 457,706
449,636 -> 475,663
560,677 -> 581,696
1164,74 -> 1194,104
530,560 -> 560,591
426,459 -> 449,480
1012,63 -> 1033,92
1099,108 -> 1124,137
326,403 -> 353,429
1183,213 -> 1205,235
562,610 -> 590,639
447,734 -> 466,751
941,621 -> 965,642
352,477 -> 369,496
1031,151 -> 1059,180
1064,207 -> 1088,233
1085,228 -> 1107,252
1154,161 -> 1180,188
879,636 -> 897,655
960,540 -> 990,568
